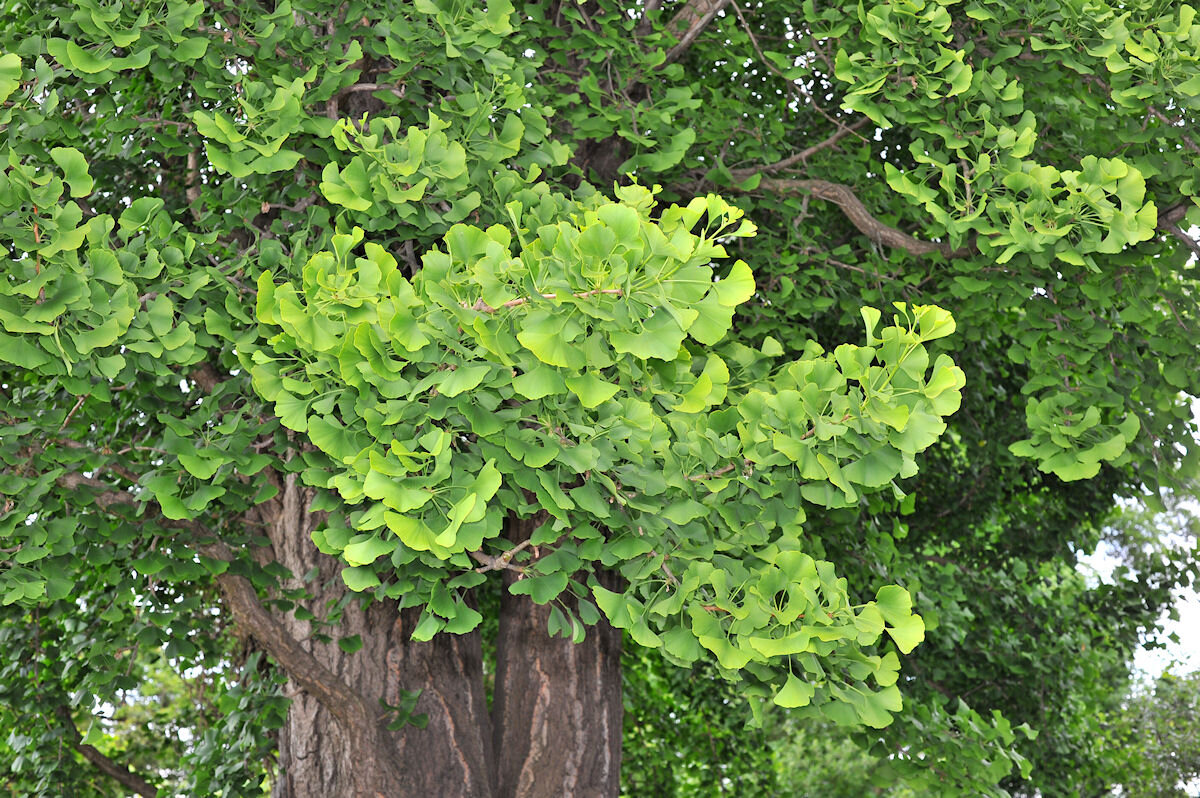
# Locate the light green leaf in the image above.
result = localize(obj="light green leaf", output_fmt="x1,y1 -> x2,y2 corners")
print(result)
513,365 -> 566,400
343,535 -> 398,566
342,566 -> 381,591
48,39 -> 112,74
773,673 -> 816,708
713,260 -> 755,306
438,364 -> 490,397
565,373 -> 620,408
0,53 -> 19,103
885,613 -> 926,654
49,147 -> 93,196
508,572 -> 568,604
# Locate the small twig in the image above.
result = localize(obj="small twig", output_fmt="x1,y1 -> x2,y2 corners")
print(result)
339,82 -> 405,99
650,550 -> 680,586
262,195 -> 318,215
196,22 -> 288,58
470,539 -> 532,573
463,289 -> 623,313
196,23 -> 244,44
688,461 -> 743,481
57,396 -> 86,432
731,118 -> 871,180
1146,105 -> 1200,155
822,256 -> 900,281
798,412 -> 853,441
132,116 -> 194,131
400,240 -> 418,272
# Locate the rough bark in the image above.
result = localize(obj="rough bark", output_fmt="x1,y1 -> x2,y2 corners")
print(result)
261,474 -> 494,798
492,516 -> 624,798
663,0 -> 733,65
255,480 -> 624,798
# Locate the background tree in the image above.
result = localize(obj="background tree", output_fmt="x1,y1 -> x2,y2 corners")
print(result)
1,1 -> 1199,797
1100,668 -> 1200,797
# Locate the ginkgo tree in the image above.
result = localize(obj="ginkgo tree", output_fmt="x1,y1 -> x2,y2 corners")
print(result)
1,0 -> 1198,796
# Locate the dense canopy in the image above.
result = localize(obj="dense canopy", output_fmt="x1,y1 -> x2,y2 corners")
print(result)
0,0 -> 1198,796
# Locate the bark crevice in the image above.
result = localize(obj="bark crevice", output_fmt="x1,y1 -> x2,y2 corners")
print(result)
491,514 -> 624,798
254,489 -> 623,797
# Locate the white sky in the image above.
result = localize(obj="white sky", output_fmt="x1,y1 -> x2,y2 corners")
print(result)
1078,542 -> 1200,679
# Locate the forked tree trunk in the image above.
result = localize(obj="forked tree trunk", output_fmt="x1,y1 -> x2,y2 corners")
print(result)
254,476 -> 623,798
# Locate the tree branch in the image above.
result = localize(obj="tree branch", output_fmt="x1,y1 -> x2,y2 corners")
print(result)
687,462 -> 739,481
469,539 -> 531,573
662,0 -> 732,66
755,178 -> 975,258
55,707 -> 157,798
1163,223 -> 1200,261
1146,105 -> 1200,155
1082,74 -> 1200,155
132,116 -> 194,132
196,538 -> 382,734
53,473 -> 389,770
1160,202 -> 1191,228
462,288 -> 623,313
56,473 -> 138,510
185,363 -> 224,394
731,118 -> 873,178
1155,203 -> 1199,259
635,0 -> 666,36
338,82 -> 405,99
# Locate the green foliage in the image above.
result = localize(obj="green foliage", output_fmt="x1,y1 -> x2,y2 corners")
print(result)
255,174 -> 964,723
0,0 -> 1198,794
1097,669 -> 1200,797
621,643 -> 779,797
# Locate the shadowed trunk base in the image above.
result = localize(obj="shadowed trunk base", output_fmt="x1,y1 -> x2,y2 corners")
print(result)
262,484 -> 622,798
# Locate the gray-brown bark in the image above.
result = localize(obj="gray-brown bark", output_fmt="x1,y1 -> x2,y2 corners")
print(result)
260,474 -> 494,798
755,178 -> 977,258
492,517 -> 624,798
251,477 -> 622,798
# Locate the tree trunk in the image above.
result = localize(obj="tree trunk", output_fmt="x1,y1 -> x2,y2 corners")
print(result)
254,476 -> 623,798
492,516 -> 624,798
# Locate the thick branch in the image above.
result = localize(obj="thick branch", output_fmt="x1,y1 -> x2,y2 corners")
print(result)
56,473 -> 137,510
55,707 -> 156,798
1164,223 -> 1200,261
635,0 -> 666,36
53,472 -> 389,778
197,539 -> 381,733
1160,202 -> 1191,228
662,0 -> 732,65
1155,203 -> 1199,259
188,362 -> 224,393
756,178 -> 975,258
